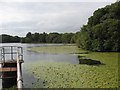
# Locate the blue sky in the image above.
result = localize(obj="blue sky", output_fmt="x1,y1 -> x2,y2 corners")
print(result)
0,0 -> 116,37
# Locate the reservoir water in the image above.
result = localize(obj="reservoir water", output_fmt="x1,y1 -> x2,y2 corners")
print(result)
0,43 -> 79,88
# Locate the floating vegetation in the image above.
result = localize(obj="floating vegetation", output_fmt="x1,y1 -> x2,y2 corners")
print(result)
27,44 -> 87,54
25,45 -> 119,88
24,60 -> 118,88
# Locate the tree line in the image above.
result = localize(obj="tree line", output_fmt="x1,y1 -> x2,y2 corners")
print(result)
0,32 -> 75,44
75,1 -> 120,52
21,32 -> 75,43
0,34 -> 20,43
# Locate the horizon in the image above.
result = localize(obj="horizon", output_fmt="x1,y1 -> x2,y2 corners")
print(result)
0,31 -> 77,37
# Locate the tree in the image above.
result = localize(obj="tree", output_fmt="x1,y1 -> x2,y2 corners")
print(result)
33,33 -> 39,43
76,1 -> 120,52
61,33 -> 74,43
25,32 -> 33,43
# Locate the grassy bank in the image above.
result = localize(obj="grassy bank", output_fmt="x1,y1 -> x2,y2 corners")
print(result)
25,44 -> 119,88
27,44 -> 87,54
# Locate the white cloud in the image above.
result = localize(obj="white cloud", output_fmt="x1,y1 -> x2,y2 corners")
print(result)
0,2 -> 114,36
0,0 -> 116,2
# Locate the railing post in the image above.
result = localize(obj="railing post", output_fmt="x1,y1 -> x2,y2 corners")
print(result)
17,47 -> 23,89
11,46 -> 13,60
1,47 -> 5,65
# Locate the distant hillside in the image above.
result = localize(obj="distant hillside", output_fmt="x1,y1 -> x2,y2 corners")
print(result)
0,34 -> 21,43
76,1 -> 120,51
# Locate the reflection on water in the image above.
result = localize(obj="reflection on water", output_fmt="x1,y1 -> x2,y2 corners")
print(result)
22,69 -> 37,88
0,43 -> 79,88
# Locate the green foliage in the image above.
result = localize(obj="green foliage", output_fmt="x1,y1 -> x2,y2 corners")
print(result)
76,1 -> 120,52
0,34 -> 20,43
1,32 -> 75,44
61,33 -> 74,43
28,44 -> 86,54
25,32 -> 33,43
22,32 -> 75,44
33,32 -> 39,42
46,32 -> 62,43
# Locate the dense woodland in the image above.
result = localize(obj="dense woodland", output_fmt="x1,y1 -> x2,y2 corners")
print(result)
21,32 -> 75,43
75,1 -> 120,52
0,1 -> 119,51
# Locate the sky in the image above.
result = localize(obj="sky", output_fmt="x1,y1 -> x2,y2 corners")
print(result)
0,0 -> 117,37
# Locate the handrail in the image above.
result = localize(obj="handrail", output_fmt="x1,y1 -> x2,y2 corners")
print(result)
0,46 -> 23,63
17,51 -> 23,88
0,46 -> 24,89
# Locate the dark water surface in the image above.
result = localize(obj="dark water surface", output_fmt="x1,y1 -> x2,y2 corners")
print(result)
0,43 -> 79,88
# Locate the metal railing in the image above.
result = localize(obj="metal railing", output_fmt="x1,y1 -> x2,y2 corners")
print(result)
0,46 -> 24,88
0,46 -> 23,65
